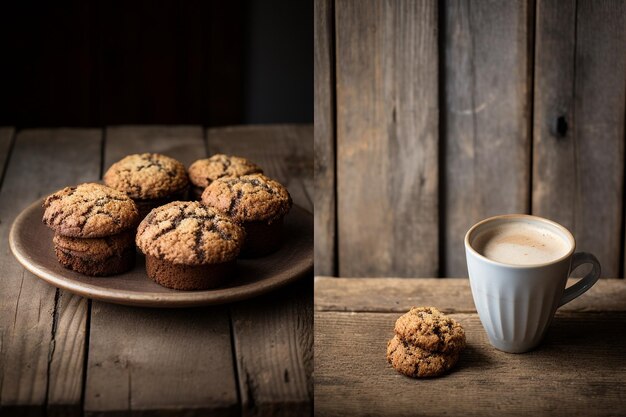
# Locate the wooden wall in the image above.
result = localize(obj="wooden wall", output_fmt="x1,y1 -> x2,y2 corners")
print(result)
314,0 -> 626,278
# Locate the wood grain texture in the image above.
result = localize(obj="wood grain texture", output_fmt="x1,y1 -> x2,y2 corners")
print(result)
443,0 -> 532,277
85,304 -> 237,417
206,125 -> 313,212
314,277 -> 626,313
533,0 -> 626,277
335,0 -> 439,277
85,125 -> 238,416
207,125 -> 314,416
314,0 -> 336,277
315,311 -> 626,417
0,129 -> 100,414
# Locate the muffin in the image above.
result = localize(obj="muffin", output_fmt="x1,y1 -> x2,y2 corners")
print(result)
103,153 -> 189,218
188,154 -> 263,200
201,174 -> 292,257
42,183 -> 139,276
136,201 -> 245,290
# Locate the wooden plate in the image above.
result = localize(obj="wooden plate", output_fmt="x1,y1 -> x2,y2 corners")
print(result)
9,199 -> 313,308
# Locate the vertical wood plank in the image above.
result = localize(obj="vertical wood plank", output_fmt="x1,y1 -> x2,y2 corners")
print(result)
0,129 -> 100,415
443,0 -> 532,277
85,126 -> 239,416
314,0 -> 336,277
206,125 -> 313,416
533,0 -> 626,277
335,0 -> 439,277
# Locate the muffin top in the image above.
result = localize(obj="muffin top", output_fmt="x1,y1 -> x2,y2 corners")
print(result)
136,201 -> 245,265
53,230 -> 134,260
43,183 -> 139,238
103,153 -> 189,200
188,154 -> 263,188
201,174 -> 292,224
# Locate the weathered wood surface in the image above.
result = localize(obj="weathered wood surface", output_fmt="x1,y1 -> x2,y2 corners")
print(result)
533,0 -> 626,277
314,0 -> 336,277
314,277 -> 626,313
207,125 -> 314,416
315,278 -> 626,416
0,129 -> 100,415
85,125 -> 239,416
443,0 -> 531,277
335,0 -> 439,277
85,304 -> 238,417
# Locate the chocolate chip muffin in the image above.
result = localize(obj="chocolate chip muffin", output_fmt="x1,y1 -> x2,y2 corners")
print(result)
53,231 -> 136,277
136,201 -> 245,290
103,153 -> 189,218
201,174 -> 292,257
188,154 -> 263,200
387,307 -> 466,378
42,183 -> 139,276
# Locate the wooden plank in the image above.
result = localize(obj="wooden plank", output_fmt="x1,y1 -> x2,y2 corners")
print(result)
314,0 -> 336,277
315,311 -> 626,416
85,304 -> 237,417
85,125 -> 239,416
0,129 -> 100,414
443,0 -> 532,277
533,0 -> 626,277
230,280 -> 313,417
206,125 -> 313,212
207,125 -> 313,416
335,0 -> 439,277
314,277 -> 626,313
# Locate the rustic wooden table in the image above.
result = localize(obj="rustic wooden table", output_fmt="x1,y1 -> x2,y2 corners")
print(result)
0,125 -> 313,416
315,277 -> 626,417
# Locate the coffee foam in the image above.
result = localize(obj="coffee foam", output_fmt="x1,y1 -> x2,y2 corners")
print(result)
472,220 -> 570,266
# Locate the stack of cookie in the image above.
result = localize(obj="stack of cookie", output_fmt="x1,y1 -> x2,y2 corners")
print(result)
387,307 -> 466,378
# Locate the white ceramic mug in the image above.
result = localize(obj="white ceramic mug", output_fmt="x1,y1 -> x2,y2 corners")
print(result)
464,214 -> 600,353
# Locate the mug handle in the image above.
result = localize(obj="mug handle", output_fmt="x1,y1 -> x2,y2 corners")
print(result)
559,252 -> 601,307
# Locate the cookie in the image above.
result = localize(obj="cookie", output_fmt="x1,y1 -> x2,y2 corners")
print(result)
135,201 -> 245,290
53,230 -> 135,276
200,174 -> 292,257
188,154 -> 263,199
103,153 -> 189,217
394,307 -> 466,353
387,335 -> 460,378
42,183 -> 139,238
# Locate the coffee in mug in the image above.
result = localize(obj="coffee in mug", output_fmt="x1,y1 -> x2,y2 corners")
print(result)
465,214 -> 600,353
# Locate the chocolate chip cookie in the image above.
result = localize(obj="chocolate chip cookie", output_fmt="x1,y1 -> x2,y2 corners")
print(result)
188,154 -> 263,200
200,173 -> 292,257
103,153 -> 189,218
387,335 -> 460,378
387,307 -> 466,378
394,307 -> 466,353
136,201 -> 245,290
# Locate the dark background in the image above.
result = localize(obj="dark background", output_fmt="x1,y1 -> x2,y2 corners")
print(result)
0,0 -> 313,127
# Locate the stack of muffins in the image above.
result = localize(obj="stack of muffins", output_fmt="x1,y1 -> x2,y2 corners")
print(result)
42,183 -> 139,276
387,307 -> 466,378
42,152 -> 293,291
